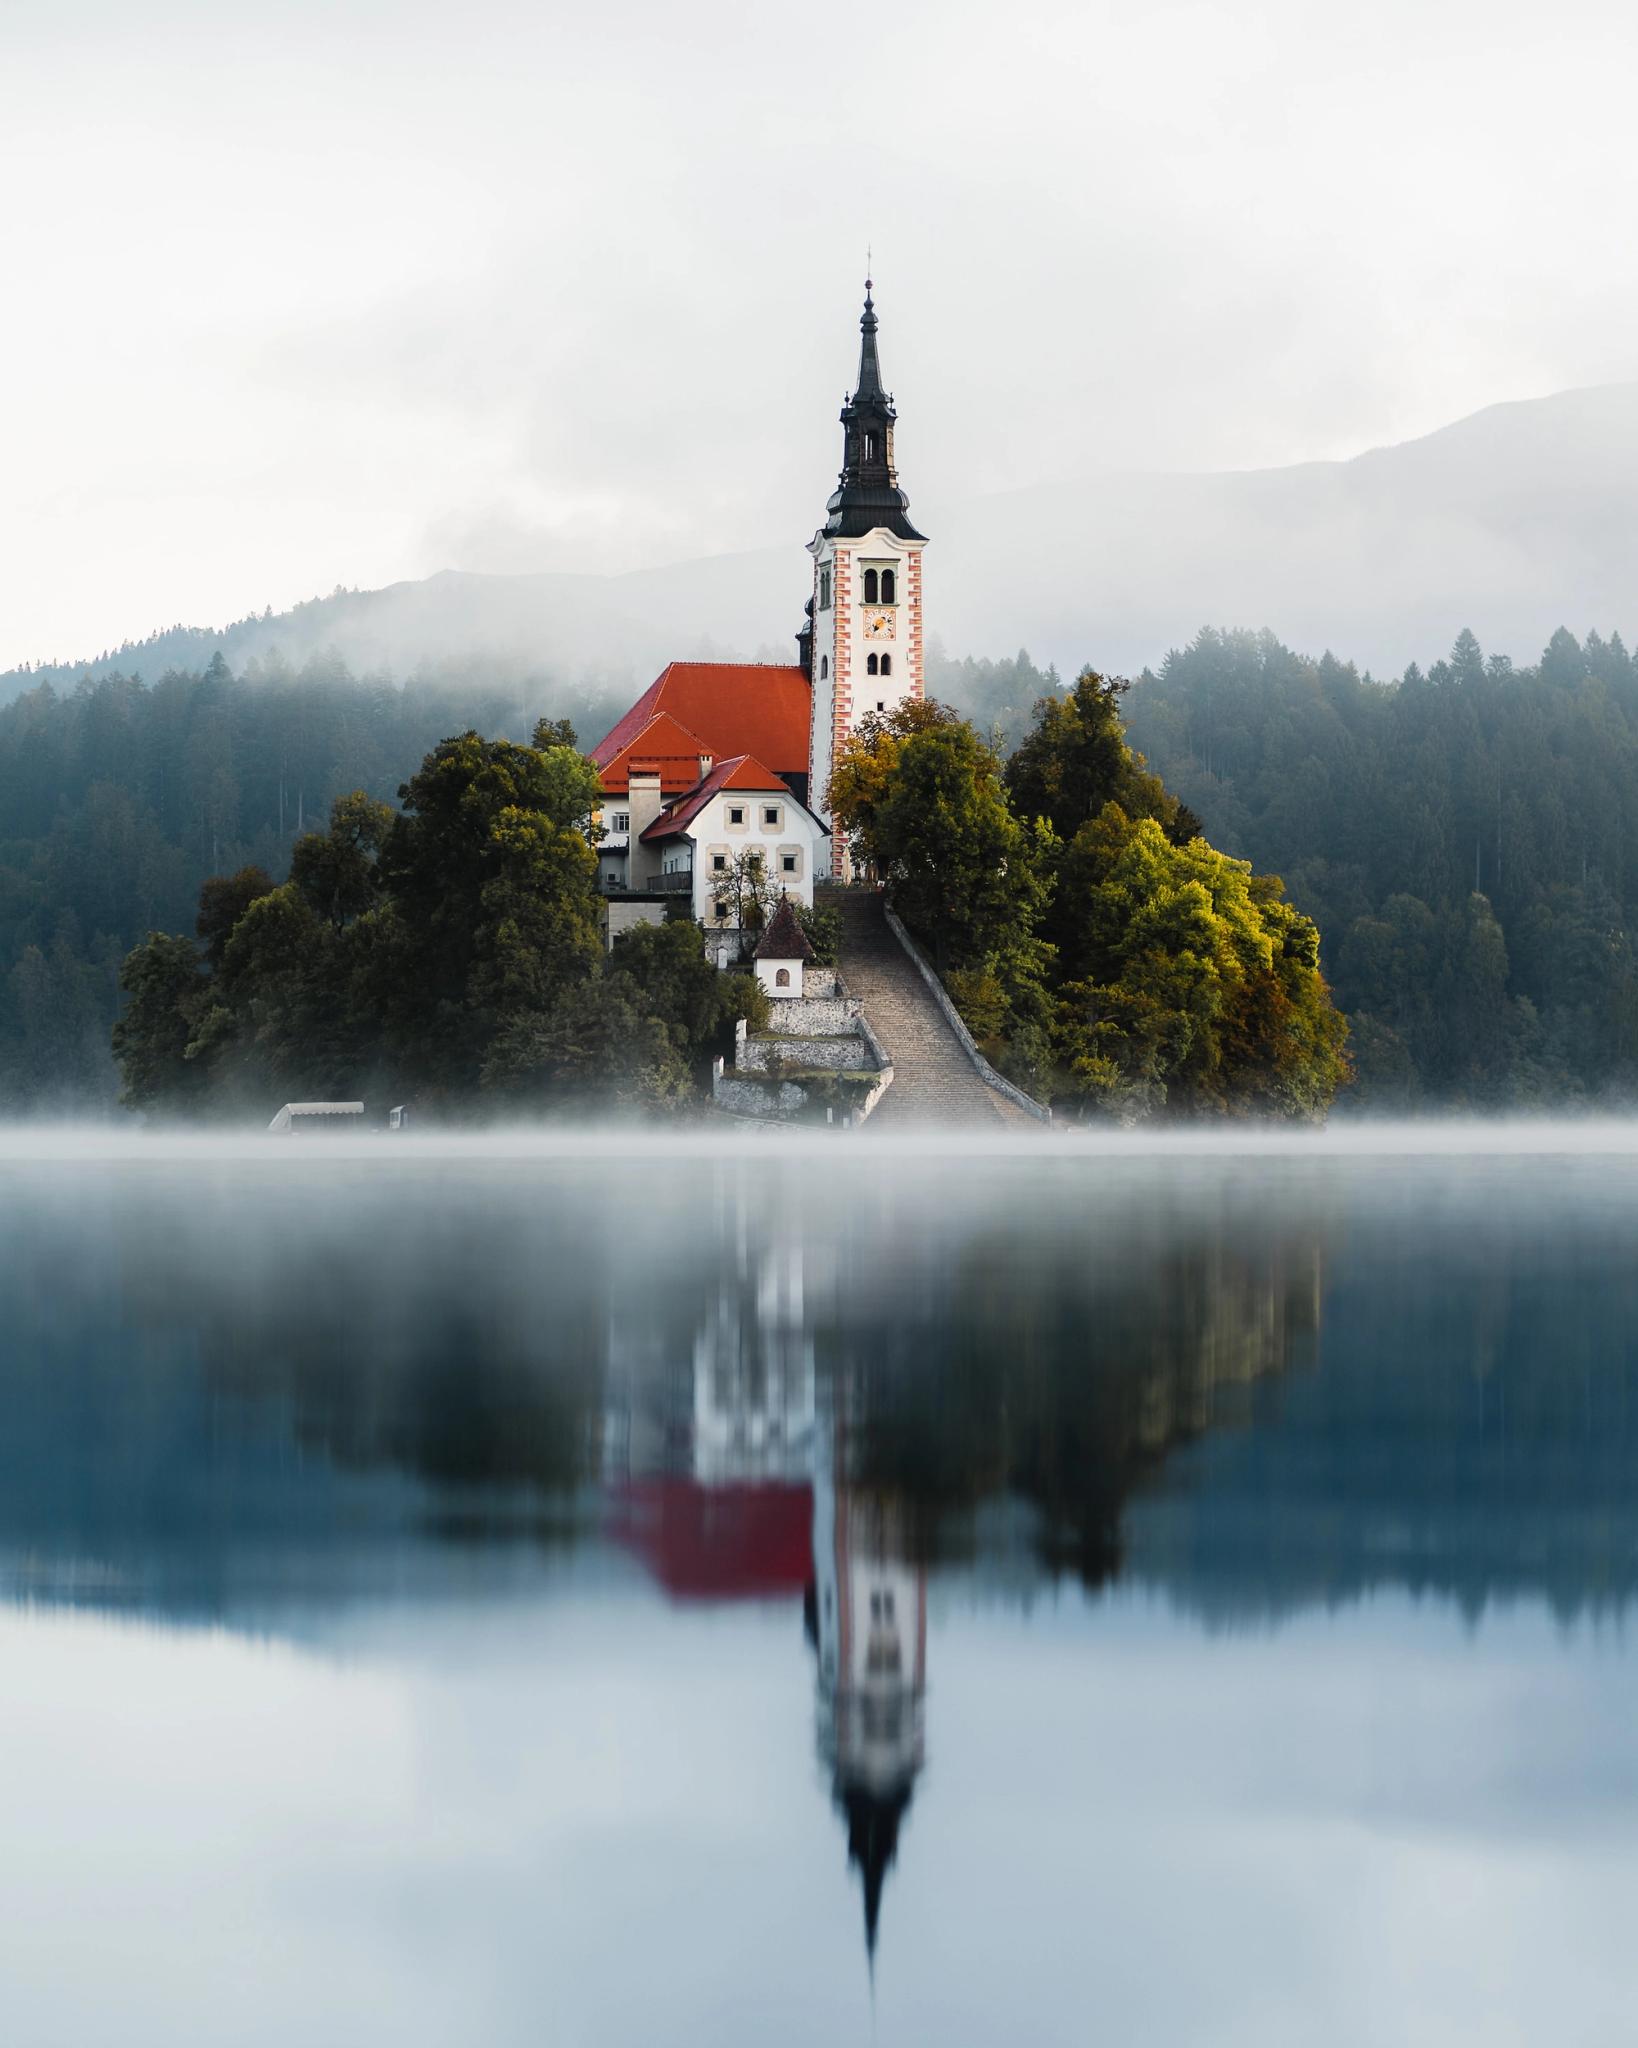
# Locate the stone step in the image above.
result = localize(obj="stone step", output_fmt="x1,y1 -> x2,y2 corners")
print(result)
826,890 -> 1039,1127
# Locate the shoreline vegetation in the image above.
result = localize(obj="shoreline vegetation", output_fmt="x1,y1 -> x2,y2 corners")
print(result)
1,622 -> 1633,1119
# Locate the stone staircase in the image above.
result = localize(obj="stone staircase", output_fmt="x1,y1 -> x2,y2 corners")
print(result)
827,890 -> 1040,1127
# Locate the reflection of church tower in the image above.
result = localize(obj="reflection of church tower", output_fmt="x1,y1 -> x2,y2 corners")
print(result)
807,1441 -> 927,1968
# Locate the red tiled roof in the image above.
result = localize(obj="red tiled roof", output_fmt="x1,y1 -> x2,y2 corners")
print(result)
591,662 -> 811,781
595,710 -> 718,797
641,753 -> 792,841
754,895 -> 815,961
609,1479 -> 814,1602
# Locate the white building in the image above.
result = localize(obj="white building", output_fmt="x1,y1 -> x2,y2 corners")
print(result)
642,753 -> 827,932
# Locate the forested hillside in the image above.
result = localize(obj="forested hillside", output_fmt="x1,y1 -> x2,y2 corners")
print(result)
0,654 -> 628,1112
1125,625 -> 1638,1106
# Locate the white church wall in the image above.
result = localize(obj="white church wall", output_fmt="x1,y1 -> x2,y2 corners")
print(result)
687,788 -> 822,926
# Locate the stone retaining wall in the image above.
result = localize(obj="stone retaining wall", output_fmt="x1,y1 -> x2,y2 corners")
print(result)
738,1029 -> 873,1074
765,993 -> 860,1035
712,1059 -> 895,1126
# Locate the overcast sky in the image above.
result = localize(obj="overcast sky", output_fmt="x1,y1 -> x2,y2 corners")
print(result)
5,0 -> 1638,670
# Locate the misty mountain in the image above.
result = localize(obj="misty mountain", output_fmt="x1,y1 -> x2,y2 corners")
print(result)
8,382 -> 1638,708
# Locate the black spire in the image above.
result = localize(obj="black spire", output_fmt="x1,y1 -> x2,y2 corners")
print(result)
854,281 -> 885,401
839,1781 -> 912,1969
824,281 -> 926,542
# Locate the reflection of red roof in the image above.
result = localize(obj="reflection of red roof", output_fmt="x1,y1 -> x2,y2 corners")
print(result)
591,663 -> 811,783
611,1479 -> 814,1601
595,710 -> 718,797
642,754 -> 790,841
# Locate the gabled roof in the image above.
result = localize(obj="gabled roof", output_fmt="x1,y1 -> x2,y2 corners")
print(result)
755,896 -> 815,961
596,710 -> 717,797
641,754 -> 794,842
591,662 -> 811,780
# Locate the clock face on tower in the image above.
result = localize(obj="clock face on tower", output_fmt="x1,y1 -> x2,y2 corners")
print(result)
864,610 -> 894,641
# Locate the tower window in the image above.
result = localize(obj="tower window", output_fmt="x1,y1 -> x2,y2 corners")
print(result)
863,568 -> 879,604
863,431 -> 877,462
880,568 -> 895,604
880,653 -> 891,676
867,653 -> 879,676
819,567 -> 831,610
820,655 -> 828,680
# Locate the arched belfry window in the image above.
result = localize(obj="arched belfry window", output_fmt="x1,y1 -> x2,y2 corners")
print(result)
867,653 -> 879,676
863,430 -> 877,462
880,654 -> 892,676
881,568 -> 896,605
820,655 -> 828,680
863,568 -> 879,604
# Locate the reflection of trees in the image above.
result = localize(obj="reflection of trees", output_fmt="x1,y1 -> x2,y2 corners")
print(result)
826,1220 -> 1323,1587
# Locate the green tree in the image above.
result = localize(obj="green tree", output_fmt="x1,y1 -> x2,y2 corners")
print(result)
1006,668 -> 1200,848
830,701 -> 1051,976
1049,806 -> 1349,1120
112,933 -> 209,1112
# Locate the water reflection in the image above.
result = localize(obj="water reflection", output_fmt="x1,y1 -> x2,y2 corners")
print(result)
6,1142 -> 1638,2018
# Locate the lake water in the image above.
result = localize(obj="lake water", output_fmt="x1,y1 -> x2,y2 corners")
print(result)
4,1128 -> 1638,2046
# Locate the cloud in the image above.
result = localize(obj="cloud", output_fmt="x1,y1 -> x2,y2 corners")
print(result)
5,0 -> 1638,663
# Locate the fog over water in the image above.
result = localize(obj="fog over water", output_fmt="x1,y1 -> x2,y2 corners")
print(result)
3,1127 -> 1638,2041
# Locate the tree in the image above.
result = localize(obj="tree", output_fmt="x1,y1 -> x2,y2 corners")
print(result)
112,933 -> 208,1112
831,701 -> 1051,976
197,866 -> 277,965
375,732 -> 606,1095
1006,668 -> 1200,848
288,793 -> 392,929
1049,806 -> 1349,1120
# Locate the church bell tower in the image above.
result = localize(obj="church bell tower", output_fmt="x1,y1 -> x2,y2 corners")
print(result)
806,283 -> 928,872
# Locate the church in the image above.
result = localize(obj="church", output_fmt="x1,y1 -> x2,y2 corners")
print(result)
588,282 -> 927,938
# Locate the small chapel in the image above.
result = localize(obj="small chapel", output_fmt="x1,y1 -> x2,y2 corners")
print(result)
588,282 -> 927,946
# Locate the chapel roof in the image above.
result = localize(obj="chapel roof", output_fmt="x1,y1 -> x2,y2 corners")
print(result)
591,662 -> 811,783
754,895 -> 815,962
595,709 -> 718,797
641,753 -> 795,841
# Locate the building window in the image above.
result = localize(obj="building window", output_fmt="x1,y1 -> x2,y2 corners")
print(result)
762,804 -> 781,828
712,853 -> 727,872
714,900 -> 728,921
863,567 -> 879,604
881,654 -> 892,677
727,805 -> 745,829
782,853 -> 797,874
612,810 -> 629,832
819,567 -> 831,610
876,700 -> 885,712
862,431 -> 877,462
867,653 -> 879,676
881,568 -> 896,604
820,655 -> 828,680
